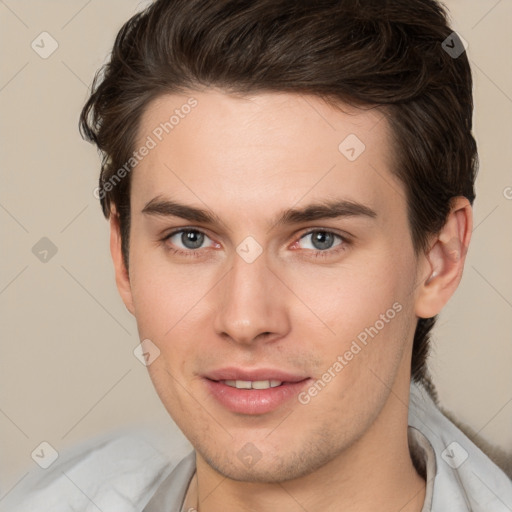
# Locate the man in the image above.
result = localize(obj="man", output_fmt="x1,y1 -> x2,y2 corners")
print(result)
5,0 -> 511,511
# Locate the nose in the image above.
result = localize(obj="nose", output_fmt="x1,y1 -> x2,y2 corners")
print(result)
212,248 -> 291,347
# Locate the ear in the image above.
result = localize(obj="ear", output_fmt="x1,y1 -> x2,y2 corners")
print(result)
109,210 -> 135,315
415,197 -> 473,319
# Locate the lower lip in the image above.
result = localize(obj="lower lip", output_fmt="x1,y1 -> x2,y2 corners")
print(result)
204,379 -> 311,415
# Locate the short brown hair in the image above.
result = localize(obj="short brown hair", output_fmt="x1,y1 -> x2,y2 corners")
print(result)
80,0 -> 478,388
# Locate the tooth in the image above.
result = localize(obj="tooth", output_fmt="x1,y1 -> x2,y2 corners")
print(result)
251,380 -> 271,389
235,380 -> 252,389
223,379 -> 284,389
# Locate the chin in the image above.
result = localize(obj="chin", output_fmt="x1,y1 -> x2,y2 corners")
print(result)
197,436 -> 339,483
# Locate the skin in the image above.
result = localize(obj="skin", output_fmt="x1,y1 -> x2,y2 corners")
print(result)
110,88 -> 472,511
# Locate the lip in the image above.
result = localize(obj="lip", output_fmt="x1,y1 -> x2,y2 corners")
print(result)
203,367 -> 311,415
204,367 -> 308,383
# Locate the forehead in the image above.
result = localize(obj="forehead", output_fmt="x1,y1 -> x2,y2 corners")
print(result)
138,89 -> 390,156
131,89 -> 403,226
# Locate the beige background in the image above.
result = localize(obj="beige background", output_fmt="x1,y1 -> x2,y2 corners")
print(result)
1,0 -> 511,498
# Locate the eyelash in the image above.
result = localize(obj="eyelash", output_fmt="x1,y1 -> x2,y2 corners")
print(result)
160,228 -> 350,260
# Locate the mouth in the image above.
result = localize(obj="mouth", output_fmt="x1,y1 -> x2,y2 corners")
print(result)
220,379 -> 283,390
203,368 -> 311,415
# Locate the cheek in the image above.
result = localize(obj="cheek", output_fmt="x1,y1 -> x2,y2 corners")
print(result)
291,246 -> 416,398
292,264 -> 415,427
290,250 -> 412,344
128,246 -> 208,337
128,248 -> 218,395
128,254 -> 209,417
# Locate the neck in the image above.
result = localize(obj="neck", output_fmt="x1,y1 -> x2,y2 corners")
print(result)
186,380 -> 426,512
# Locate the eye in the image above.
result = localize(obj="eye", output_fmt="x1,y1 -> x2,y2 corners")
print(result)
161,227 -> 349,260
298,230 -> 342,251
163,228 -> 216,254
292,229 -> 348,259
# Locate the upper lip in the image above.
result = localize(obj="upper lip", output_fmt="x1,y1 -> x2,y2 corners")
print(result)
204,367 -> 309,383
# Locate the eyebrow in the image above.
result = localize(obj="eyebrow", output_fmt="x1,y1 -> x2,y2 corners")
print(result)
142,196 -> 377,228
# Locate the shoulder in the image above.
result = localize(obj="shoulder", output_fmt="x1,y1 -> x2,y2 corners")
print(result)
408,381 -> 512,512
1,425 -> 193,512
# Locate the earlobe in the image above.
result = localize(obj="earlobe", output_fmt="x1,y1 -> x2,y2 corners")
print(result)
415,197 -> 473,319
109,211 -> 135,315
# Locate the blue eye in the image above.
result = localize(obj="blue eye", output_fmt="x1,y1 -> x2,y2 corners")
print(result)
164,229 -> 214,253
293,230 -> 348,260
161,228 -> 349,260
298,230 -> 343,251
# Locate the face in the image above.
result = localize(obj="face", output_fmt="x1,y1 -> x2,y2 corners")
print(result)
116,89 -> 428,482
